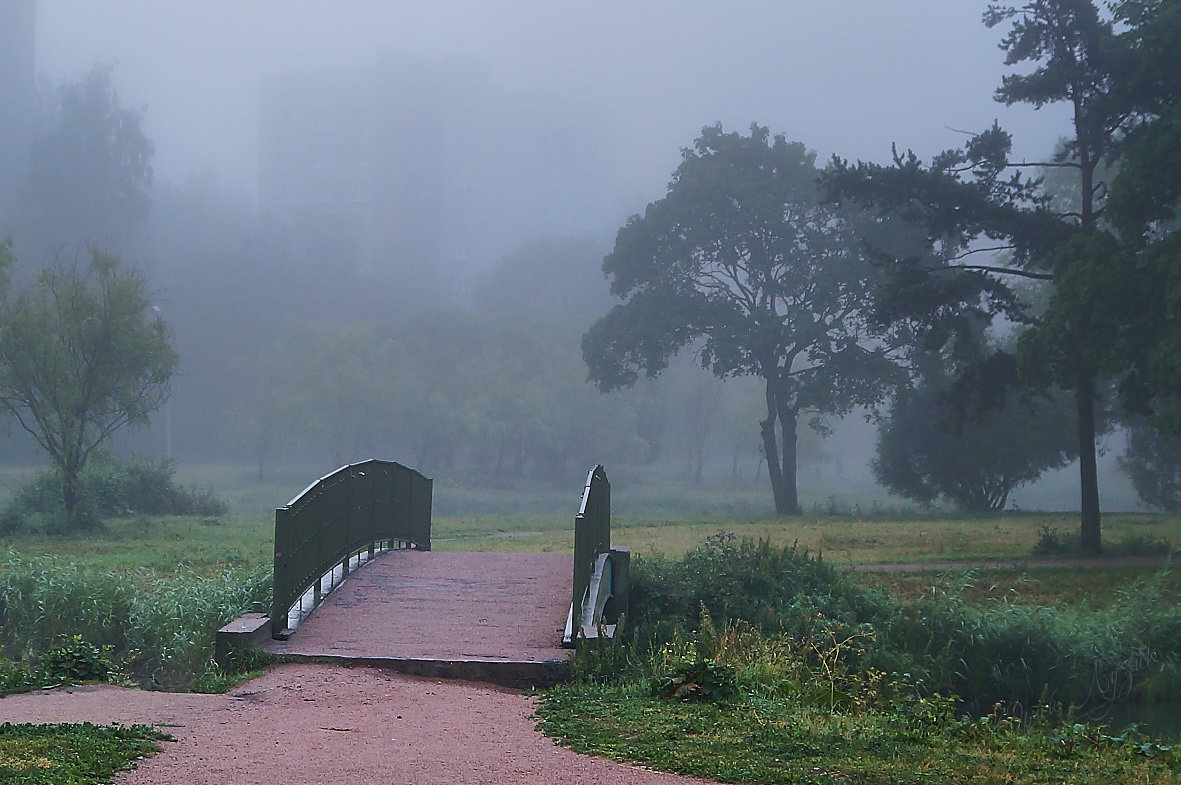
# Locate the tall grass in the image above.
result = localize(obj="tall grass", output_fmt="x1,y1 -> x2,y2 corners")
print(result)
897,569 -> 1181,711
613,535 -> 1181,713
0,553 -> 270,690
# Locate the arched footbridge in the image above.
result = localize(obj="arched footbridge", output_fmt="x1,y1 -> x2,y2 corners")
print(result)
217,461 -> 628,688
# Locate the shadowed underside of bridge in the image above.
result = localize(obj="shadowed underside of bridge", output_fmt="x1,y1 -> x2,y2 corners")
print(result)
261,550 -> 573,688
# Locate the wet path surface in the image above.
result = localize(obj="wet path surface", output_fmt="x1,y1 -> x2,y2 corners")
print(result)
263,551 -> 572,679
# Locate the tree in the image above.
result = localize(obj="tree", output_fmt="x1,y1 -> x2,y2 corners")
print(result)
1102,0 -> 1181,432
824,1 -> 1174,552
20,65 -> 154,253
0,251 -> 177,527
583,124 -> 900,514
874,345 -> 1077,511
1119,424 -> 1181,512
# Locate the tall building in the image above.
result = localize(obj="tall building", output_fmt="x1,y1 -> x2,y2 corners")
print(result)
258,51 -> 623,308
0,0 -> 37,217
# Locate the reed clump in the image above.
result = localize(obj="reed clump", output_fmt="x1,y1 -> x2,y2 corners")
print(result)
0,553 -> 269,691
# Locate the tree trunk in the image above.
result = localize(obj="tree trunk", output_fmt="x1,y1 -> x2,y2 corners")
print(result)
60,461 -> 91,529
761,377 -> 800,515
1076,381 -> 1102,554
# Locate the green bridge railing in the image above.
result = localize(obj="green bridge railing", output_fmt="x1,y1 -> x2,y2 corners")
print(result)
564,465 -> 629,646
271,459 -> 432,638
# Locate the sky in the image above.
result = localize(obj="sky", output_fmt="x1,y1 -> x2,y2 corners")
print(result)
35,1 -> 1074,205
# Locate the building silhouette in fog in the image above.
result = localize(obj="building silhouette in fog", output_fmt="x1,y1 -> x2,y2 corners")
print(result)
257,51 -> 621,307
0,0 -> 37,217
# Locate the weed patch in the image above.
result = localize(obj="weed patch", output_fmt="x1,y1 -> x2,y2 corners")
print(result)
0,722 -> 170,784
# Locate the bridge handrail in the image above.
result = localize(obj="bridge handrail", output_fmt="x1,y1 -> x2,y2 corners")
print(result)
565,465 -> 628,646
271,459 -> 432,637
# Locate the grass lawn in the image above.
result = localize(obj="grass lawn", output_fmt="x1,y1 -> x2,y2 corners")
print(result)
538,684 -> 1181,785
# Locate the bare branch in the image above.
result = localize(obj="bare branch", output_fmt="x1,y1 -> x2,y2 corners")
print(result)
948,245 -> 1019,260
937,263 -> 1054,281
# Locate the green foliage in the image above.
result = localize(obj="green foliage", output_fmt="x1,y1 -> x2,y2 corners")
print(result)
33,635 -> 112,686
1121,425 -> 1181,512
0,452 -> 226,532
1032,525 -> 1070,556
538,680 -> 1181,784
585,122 -> 904,514
652,656 -> 738,703
546,532 -> 1181,783
0,554 -> 270,691
612,533 -> 1181,714
629,533 -> 897,646
889,569 -> 1181,711
0,251 -> 177,529
874,370 -> 1077,510
0,722 -> 169,785
824,0 -> 1181,553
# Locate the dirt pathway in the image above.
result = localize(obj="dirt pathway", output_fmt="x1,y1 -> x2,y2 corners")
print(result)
0,662 -> 707,785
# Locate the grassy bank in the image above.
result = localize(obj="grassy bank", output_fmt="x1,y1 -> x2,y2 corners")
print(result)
539,536 -> 1181,783
538,681 -> 1180,784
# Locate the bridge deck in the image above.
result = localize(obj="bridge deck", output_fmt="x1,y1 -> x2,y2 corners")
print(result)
262,551 -> 573,686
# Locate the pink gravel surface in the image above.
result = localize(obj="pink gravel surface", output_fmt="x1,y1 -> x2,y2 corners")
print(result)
0,662 -> 710,785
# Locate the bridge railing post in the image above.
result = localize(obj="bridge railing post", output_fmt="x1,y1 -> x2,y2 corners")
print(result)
566,465 -> 627,646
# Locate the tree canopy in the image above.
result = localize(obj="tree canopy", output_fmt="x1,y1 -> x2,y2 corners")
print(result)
584,124 -> 900,514
874,337 -> 1077,511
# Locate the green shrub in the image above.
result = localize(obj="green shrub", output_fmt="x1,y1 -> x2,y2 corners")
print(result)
630,532 -> 899,640
1032,525 -> 1070,556
652,657 -> 737,702
0,656 -> 30,694
1,452 -> 227,532
618,534 -> 1181,713
34,635 -> 112,685
882,568 -> 1181,711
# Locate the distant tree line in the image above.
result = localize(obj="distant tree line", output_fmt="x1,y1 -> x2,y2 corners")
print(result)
4,3 -> 1181,537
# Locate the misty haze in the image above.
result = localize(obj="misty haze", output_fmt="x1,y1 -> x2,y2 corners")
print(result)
0,0 -> 1156,517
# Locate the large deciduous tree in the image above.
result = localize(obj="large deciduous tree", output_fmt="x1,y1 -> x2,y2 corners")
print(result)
1119,424 -> 1181,512
825,0 -> 1181,553
583,124 -> 900,515
0,250 -> 177,527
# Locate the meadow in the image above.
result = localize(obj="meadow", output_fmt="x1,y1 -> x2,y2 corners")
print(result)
1,463 -> 1179,784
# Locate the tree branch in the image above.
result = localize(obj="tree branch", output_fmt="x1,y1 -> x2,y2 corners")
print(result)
937,263 -> 1054,280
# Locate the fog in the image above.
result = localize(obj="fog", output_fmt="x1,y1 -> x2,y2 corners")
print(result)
35,1 -> 1070,198
0,0 -> 1143,514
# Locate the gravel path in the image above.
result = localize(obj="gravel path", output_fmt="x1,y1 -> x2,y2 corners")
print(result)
0,662 -> 707,785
